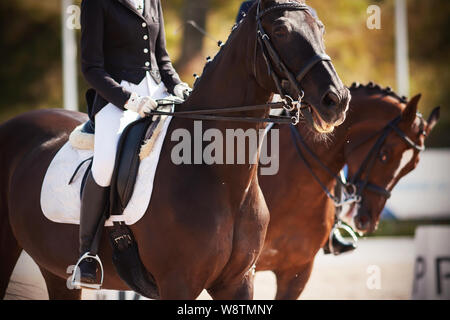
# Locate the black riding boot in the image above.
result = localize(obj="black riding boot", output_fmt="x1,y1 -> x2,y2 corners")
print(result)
78,171 -> 109,284
323,228 -> 357,255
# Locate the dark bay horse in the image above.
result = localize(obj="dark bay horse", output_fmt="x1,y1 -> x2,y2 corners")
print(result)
257,83 -> 440,299
0,0 -> 349,299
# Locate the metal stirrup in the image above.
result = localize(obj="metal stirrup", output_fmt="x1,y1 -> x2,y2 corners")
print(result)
328,220 -> 359,255
70,252 -> 104,290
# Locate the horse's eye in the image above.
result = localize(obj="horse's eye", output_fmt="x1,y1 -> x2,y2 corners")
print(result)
273,25 -> 288,38
379,150 -> 389,164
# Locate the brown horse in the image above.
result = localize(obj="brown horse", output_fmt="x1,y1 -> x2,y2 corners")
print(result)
0,0 -> 349,300
257,83 -> 440,300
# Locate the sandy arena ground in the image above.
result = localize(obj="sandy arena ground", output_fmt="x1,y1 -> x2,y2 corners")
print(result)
4,237 -> 415,300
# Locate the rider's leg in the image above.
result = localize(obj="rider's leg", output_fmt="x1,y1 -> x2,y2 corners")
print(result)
77,170 -> 110,283
91,104 -> 137,187
78,104 -> 138,283
324,188 -> 357,255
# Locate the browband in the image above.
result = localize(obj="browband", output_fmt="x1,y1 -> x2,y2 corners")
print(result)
257,2 -> 310,20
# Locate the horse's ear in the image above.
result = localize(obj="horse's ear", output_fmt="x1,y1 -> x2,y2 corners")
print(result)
425,106 -> 440,135
402,94 -> 421,125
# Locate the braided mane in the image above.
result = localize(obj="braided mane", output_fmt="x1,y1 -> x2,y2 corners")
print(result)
349,82 -> 408,104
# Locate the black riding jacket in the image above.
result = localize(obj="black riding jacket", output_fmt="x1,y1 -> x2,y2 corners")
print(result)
80,0 -> 182,120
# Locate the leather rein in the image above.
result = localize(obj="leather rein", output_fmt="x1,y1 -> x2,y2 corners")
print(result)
289,114 -> 426,207
146,1 -> 331,126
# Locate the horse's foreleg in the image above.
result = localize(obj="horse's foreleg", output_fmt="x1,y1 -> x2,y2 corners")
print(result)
274,262 -> 314,300
0,205 -> 23,299
39,267 -> 82,300
207,272 -> 254,300
156,272 -> 204,300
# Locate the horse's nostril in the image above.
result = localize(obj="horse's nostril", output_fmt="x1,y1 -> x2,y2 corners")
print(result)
359,214 -> 369,225
321,91 -> 340,109
355,212 -> 371,231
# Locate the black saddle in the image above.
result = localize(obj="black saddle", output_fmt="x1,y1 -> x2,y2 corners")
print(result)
109,117 -> 153,217
79,115 -> 160,216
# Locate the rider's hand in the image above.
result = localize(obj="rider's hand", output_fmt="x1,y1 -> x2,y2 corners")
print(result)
125,93 -> 158,117
173,82 -> 192,100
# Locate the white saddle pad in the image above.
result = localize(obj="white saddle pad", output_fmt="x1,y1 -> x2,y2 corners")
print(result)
40,116 -> 172,226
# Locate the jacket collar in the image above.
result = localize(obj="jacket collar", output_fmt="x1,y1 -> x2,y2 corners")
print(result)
117,0 -> 151,22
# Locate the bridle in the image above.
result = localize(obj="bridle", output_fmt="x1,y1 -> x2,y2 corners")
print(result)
254,1 -> 331,123
288,111 -> 425,250
289,113 -> 426,208
345,114 -> 425,201
146,1 -> 332,126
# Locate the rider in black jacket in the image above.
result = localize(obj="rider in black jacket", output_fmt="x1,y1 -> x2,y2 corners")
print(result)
74,0 -> 190,286
81,0 -> 184,120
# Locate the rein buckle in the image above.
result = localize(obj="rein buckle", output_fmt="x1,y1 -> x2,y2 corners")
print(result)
285,92 -> 304,125
282,95 -> 296,112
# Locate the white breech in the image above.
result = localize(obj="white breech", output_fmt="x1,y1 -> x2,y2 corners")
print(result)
92,73 -> 170,187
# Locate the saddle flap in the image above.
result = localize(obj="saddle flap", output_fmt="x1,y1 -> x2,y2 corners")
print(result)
109,117 -> 154,216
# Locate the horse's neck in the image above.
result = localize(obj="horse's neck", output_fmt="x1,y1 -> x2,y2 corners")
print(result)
264,120 -> 348,221
294,124 -> 348,186
174,19 -> 272,198
183,25 -> 271,114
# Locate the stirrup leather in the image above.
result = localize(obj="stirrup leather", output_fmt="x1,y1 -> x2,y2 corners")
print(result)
70,252 -> 104,290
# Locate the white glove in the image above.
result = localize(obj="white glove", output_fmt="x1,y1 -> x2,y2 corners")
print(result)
173,82 -> 192,99
124,92 -> 158,117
